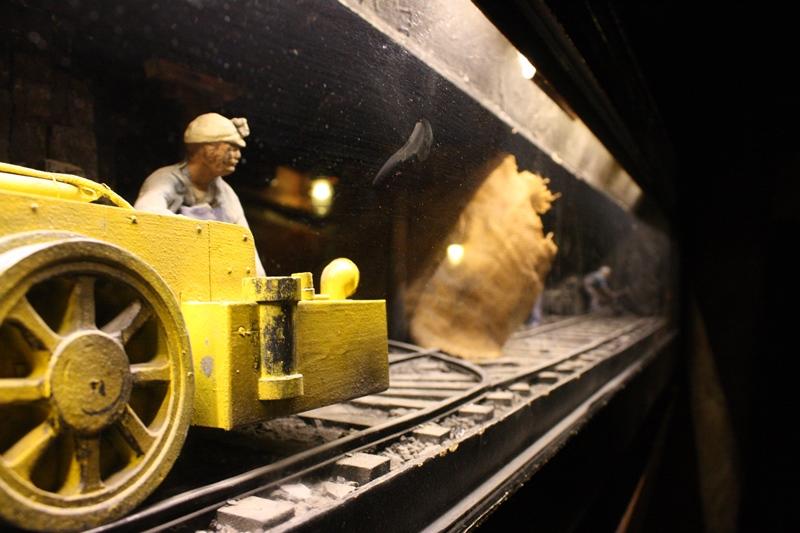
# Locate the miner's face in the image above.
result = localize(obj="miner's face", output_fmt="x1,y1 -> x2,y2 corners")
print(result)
201,142 -> 242,177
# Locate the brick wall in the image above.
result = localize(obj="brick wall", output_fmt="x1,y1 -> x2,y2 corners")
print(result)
0,44 -> 98,178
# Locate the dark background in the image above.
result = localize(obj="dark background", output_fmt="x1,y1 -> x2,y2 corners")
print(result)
475,1 -> 798,531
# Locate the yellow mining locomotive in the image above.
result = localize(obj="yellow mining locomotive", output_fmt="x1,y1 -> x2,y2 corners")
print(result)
0,162 -> 389,531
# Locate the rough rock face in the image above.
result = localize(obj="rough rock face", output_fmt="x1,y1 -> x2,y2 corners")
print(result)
542,275 -> 587,315
409,154 -> 558,360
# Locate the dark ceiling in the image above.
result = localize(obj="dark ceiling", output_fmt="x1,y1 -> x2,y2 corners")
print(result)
476,0 -> 676,216
474,1 -> 798,227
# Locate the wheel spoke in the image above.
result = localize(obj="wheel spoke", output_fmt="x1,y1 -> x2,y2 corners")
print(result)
101,299 -> 152,344
2,421 -> 56,478
130,360 -> 170,384
7,297 -> 61,351
0,377 -> 44,404
116,405 -> 155,456
62,276 -> 96,331
57,431 -> 81,495
75,435 -> 104,493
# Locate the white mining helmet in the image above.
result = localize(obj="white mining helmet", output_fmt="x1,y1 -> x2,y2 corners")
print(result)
184,113 -> 250,148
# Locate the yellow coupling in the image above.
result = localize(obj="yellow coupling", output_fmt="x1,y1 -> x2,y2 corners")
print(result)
243,276 -> 305,400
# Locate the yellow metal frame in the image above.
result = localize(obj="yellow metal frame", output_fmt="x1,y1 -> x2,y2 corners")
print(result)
0,162 -> 133,208
0,164 -> 389,431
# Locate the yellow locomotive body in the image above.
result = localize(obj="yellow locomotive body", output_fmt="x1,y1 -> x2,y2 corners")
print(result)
0,162 -> 389,530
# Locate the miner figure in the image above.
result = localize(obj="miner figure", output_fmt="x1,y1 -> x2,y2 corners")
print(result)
134,112 -> 265,276
582,265 -> 616,312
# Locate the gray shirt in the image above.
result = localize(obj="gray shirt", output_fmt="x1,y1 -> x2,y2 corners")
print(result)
134,162 -> 265,276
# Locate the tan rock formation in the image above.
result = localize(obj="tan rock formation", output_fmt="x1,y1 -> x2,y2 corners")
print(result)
409,154 -> 558,360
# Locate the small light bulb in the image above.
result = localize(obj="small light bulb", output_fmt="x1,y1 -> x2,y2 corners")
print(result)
447,243 -> 465,266
517,52 -> 536,80
310,179 -> 333,202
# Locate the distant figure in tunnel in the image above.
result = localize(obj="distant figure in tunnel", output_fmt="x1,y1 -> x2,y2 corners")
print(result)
582,265 -> 618,313
526,294 -> 543,326
134,112 -> 265,276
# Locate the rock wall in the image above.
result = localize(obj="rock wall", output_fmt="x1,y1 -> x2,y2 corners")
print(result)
408,154 -> 558,360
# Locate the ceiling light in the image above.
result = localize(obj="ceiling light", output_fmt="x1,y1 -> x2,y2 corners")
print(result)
517,52 -> 536,80
447,243 -> 465,266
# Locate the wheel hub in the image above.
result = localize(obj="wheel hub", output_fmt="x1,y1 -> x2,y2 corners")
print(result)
49,331 -> 132,435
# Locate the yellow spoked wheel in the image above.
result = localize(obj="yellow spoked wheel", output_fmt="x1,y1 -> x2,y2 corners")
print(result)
0,236 -> 193,531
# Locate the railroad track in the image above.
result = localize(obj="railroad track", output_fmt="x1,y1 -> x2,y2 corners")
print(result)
87,314 -> 670,532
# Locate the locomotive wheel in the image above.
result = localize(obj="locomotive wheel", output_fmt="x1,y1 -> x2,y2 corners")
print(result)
0,237 -> 193,531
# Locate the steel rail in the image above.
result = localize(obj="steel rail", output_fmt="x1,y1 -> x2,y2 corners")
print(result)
90,315 -> 653,532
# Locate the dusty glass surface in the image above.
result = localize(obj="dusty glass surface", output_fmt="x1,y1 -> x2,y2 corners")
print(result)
0,1 -> 678,530
0,0 -> 675,345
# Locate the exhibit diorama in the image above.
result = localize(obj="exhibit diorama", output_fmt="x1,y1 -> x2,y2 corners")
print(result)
17,1 -> 795,532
